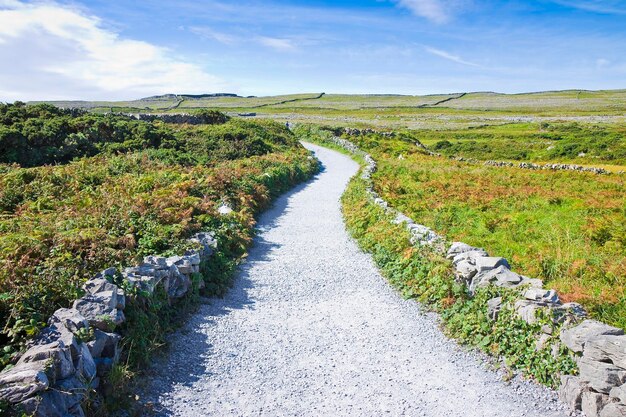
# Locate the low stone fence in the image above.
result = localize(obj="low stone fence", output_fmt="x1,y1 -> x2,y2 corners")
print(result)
327,135 -> 626,417
0,232 -> 217,416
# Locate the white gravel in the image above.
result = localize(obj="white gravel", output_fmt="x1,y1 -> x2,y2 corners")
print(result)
141,143 -> 570,417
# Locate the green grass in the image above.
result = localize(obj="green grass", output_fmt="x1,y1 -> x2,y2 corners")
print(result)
339,130 -> 625,329
0,107 -> 319,371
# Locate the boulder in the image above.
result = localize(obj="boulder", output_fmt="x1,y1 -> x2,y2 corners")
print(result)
474,256 -> 511,274
34,325 -> 80,360
18,377 -> 85,417
72,295 -> 124,331
0,361 -> 50,403
470,266 -> 524,293
559,375 -> 585,411
17,341 -> 74,381
561,320 -> 624,353
600,403 -> 626,417
582,391 -> 610,417
185,250 -> 201,266
579,356 -> 626,394
584,335 -> 626,369
524,288 -> 560,304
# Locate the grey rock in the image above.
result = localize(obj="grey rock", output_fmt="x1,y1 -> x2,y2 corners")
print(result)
487,297 -> 503,320
0,361 -> 50,403
600,402 -> 626,417
524,288 -> 560,304
582,391 -> 610,417
452,250 -> 489,266
584,335 -> 626,369
17,341 -> 74,381
185,251 -> 201,266
87,330 -> 121,361
454,259 -> 477,282
83,278 -> 117,295
515,300 -> 550,324
75,343 -> 96,381
560,320 -> 624,353
48,308 -> 89,333
34,325 -> 80,361
72,295 -> 124,331
559,375 -> 585,411
609,384 -> 626,403
144,255 -> 168,267
474,256 -> 511,274
447,242 -> 484,260
94,267 -> 117,279
471,266 -> 524,293
579,356 -> 626,393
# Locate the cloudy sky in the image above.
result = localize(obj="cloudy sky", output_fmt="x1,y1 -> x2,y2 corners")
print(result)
0,0 -> 625,100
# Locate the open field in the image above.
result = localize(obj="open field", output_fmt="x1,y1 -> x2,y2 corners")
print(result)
337,129 -> 625,329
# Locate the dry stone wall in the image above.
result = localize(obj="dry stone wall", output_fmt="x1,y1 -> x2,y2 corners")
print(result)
0,232 -> 217,416
327,135 -> 626,417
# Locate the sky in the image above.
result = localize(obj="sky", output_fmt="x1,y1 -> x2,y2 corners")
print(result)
0,0 -> 625,100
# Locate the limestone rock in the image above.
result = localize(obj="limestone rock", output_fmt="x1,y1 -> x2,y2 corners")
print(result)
452,250 -> 489,266
48,308 -> 89,333
524,288 -> 560,304
75,343 -> 96,381
470,266 -> 524,293
72,295 -> 124,331
561,320 -> 624,353
584,335 -> 626,369
17,341 -> 74,381
582,391 -> 610,417
559,375 -> 585,411
579,356 -> 626,394
609,384 -> 626,403
474,256 -> 511,274
446,242 -> 485,260
454,259 -> 477,282
600,402 -> 626,417
0,361 -> 50,403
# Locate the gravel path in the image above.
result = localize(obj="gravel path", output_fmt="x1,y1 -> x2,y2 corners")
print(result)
142,143 -> 569,417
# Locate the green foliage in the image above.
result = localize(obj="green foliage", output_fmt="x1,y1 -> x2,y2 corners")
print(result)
0,111 -> 319,371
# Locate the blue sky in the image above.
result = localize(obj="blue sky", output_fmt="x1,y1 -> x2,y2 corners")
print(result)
0,0 -> 625,100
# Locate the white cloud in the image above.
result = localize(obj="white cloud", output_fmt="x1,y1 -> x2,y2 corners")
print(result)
256,36 -> 297,52
0,1 -> 234,101
396,0 -> 450,23
424,46 -> 481,67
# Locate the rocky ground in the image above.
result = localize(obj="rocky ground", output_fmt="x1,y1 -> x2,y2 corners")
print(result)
140,144 -> 571,416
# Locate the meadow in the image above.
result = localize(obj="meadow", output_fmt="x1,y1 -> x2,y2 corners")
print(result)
339,129 -> 625,329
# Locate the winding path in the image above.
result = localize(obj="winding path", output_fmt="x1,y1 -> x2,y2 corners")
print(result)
142,144 -> 568,417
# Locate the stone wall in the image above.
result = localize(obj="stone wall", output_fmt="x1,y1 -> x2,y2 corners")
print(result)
0,232 -> 218,416
327,135 -> 626,417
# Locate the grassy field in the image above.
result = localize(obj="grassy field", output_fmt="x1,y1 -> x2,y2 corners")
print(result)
0,104 -> 318,370
340,130 -> 625,329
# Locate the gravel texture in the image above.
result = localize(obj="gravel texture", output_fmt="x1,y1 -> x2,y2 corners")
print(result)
141,143 -> 570,417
